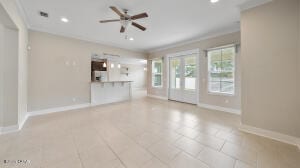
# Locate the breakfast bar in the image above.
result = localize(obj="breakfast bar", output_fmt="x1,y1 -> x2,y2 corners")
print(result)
91,81 -> 132,106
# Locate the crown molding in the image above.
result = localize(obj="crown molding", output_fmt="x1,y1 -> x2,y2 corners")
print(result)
238,0 -> 273,12
147,26 -> 240,54
29,26 -> 148,54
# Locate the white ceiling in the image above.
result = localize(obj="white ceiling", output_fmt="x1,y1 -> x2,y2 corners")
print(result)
18,0 -> 270,52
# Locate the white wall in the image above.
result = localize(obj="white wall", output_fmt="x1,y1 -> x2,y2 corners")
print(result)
108,61 -> 121,81
119,64 -> 147,89
28,31 -> 147,112
1,27 -> 18,126
241,0 -> 300,137
0,0 -> 29,128
0,23 -> 4,127
148,32 -> 241,111
106,62 -> 147,89
0,0 -> 27,128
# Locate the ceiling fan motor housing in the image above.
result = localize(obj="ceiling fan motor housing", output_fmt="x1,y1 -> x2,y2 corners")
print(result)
120,19 -> 131,28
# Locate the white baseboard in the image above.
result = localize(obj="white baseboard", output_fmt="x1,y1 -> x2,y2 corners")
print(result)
197,103 -> 241,115
0,103 -> 91,135
147,94 -> 168,100
239,124 -> 300,149
0,124 -> 19,135
19,114 -> 29,130
0,114 -> 29,135
28,103 -> 91,117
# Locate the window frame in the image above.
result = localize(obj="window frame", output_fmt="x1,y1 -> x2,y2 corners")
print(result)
207,45 -> 236,96
151,59 -> 163,88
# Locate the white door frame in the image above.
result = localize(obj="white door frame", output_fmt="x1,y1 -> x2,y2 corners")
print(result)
166,49 -> 200,104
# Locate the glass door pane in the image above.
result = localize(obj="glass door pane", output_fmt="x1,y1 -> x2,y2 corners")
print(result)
184,56 -> 196,90
170,58 -> 181,89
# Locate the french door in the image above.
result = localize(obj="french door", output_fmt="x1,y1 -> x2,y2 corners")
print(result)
169,53 -> 198,104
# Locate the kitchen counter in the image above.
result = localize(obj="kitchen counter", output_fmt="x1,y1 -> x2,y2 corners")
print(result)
91,80 -> 133,83
91,81 -> 132,106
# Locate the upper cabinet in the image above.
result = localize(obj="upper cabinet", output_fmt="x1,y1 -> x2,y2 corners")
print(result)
91,60 -> 107,71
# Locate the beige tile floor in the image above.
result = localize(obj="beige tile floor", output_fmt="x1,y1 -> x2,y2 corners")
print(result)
0,97 -> 299,168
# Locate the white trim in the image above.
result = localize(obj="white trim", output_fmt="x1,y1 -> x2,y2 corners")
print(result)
0,124 -> 19,135
206,44 -> 237,52
166,49 -> 200,105
197,103 -> 241,115
207,45 -> 236,96
18,113 -> 29,130
151,59 -> 164,88
167,49 -> 200,58
29,27 -> 146,53
238,0 -> 272,11
0,114 -> 29,135
28,103 -> 91,117
148,28 -> 240,53
147,94 -> 168,100
239,124 -> 300,149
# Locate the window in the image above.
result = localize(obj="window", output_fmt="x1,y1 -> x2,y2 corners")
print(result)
208,46 -> 235,95
184,56 -> 196,90
152,59 -> 163,87
170,58 -> 180,89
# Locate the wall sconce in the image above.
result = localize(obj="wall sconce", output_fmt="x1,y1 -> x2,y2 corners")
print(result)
103,62 -> 107,68
118,64 -> 121,69
111,63 -> 114,68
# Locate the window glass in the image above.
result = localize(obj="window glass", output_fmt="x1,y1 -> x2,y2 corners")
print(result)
208,46 -> 235,95
170,58 -> 180,89
152,59 -> 163,87
184,56 -> 196,90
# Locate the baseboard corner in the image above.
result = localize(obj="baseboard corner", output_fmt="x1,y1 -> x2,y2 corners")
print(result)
18,114 -> 29,130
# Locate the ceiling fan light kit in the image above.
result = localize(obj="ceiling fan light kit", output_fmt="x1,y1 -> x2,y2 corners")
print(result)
99,6 -> 148,33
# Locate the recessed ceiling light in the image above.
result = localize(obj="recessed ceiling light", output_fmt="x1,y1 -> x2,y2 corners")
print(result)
61,17 -> 69,23
129,37 -> 134,41
210,0 -> 219,3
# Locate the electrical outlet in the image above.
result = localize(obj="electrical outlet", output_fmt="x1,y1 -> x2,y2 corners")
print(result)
225,99 -> 229,103
72,98 -> 77,102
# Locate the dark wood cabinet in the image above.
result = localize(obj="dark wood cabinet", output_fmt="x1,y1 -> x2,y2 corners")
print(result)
91,61 -> 107,71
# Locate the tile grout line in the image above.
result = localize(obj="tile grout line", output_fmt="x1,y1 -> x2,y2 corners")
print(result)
94,126 -> 129,168
112,121 -> 179,167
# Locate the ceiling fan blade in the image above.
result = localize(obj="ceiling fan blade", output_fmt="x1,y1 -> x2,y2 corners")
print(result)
132,22 -> 146,31
110,6 -> 124,17
120,26 -> 125,33
131,13 -> 148,20
99,19 -> 120,23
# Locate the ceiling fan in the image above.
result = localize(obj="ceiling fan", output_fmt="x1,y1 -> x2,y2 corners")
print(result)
99,6 -> 148,33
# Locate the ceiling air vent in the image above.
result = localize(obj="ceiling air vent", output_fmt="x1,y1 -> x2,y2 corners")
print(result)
39,11 -> 48,18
